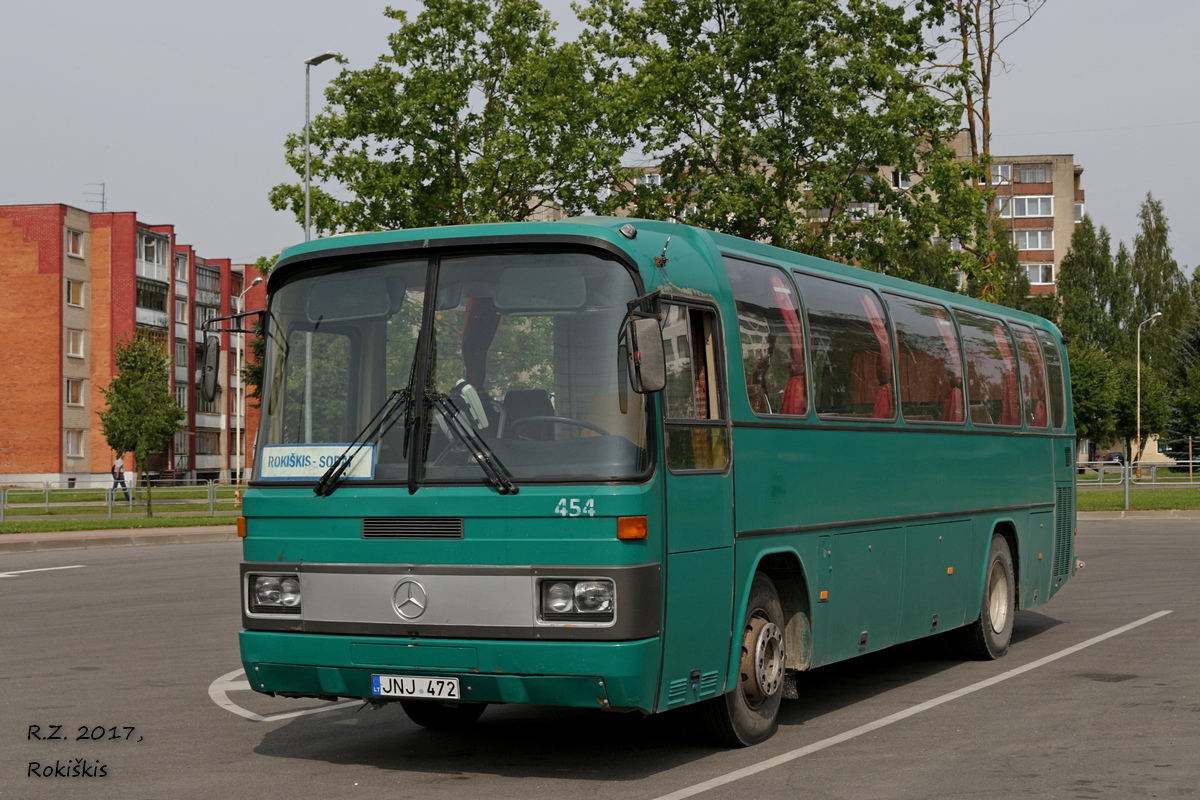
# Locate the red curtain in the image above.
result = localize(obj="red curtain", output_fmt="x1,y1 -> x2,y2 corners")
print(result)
861,293 -> 894,419
934,311 -> 964,422
772,274 -> 807,416
993,325 -> 1020,426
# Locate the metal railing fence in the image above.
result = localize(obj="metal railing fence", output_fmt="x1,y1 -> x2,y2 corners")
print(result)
0,480 -> 246,522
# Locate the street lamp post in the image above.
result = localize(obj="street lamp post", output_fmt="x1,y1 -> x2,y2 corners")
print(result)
1136,311 -> 1162,459
236,276 -> 264,488
304,51 -> 340,242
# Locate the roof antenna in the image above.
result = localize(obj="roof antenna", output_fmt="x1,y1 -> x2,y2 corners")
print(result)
654,219 -> 681,269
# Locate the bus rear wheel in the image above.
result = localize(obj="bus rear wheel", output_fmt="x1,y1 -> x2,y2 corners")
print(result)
399,700 -> 487,730
952,534 -> 1015,660
701,572 -> 786,747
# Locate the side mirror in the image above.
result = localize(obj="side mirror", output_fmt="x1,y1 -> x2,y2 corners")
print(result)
200,336 -> 221,403
626,317 -> 666,393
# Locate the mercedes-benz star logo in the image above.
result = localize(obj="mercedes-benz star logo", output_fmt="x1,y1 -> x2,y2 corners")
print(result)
392,579 -> 428,620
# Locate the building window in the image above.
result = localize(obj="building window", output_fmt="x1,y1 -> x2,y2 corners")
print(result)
1014,230 -> 1054,251
175,382 -> 189,411
66,379 -> 84,406
1026,264 -> 1055,285
138,234 -> 169,281
1002,196 -> 1053,218
136,278 -> 168,312
635,172 -> 663,187
67,329 -> 85,358
1075,203 -> 1085,222
175,298 -> 187,320
174,339 -> 188,367
66,429 -> 84,458
990,164 -> 1011,185
195,383 -> 219,414
1016,165 -> 1049,184
67,230 -> 85,257
175,253 -> 189,282
892,171 -> 911,189
66,279 -> 85,307
196,430 -> 221,455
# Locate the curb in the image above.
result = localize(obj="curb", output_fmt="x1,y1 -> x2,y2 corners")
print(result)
0,527 -> 237,554
1078,511 -> 1200,521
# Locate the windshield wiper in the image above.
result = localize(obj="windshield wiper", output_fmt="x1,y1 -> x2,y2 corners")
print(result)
314,387 -> 412,497
429,390 -> 519,495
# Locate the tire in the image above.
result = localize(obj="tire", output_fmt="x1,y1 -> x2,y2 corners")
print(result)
399,700 -> 487,730
700,572 -> 786,747
951,534 -> 1016,660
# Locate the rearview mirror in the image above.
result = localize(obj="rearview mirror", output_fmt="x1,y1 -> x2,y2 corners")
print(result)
626,317 -> 665,393
200,336 -> 220,403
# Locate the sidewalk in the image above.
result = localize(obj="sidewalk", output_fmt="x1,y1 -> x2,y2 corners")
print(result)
0,525 -> 237,554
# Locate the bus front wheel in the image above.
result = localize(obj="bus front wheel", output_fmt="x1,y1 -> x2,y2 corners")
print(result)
952,534 -> 1016,660
701,572 -> 786,747
399,700 -> 487,730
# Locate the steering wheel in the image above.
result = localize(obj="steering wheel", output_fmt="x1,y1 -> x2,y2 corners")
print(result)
509,416 -> 612,440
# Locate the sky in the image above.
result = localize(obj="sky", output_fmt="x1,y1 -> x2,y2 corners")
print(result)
3,1 -> 1198,271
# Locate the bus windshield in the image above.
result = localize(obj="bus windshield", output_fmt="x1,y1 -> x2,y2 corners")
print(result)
256,250 -> 651,486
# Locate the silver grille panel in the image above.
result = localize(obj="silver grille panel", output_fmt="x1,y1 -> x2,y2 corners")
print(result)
362,517 -> 464,539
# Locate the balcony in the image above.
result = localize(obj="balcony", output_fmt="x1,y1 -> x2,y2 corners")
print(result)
136,308 -> 169,328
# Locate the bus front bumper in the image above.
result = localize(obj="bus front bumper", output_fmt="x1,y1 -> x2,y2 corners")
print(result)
239,631 -> 662,713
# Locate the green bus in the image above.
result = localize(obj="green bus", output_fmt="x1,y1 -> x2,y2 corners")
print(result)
231,217 -> 1076,746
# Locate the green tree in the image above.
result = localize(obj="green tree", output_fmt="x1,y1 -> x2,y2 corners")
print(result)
931,0 -> 1048,300
1160,315 -> 1200,462
1066,342 -> 1117,448
270,0 -> 620,234
97,335 -> 185,517
1058,215 -> 1124,352
1112,357 -> 1170,464
580,0 -> 986,292
1129,194 -> 1190,369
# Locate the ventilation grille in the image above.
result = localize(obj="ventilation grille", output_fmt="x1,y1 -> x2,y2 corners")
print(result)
697,670 -> 721,698
1053,487 -> 1074,578
666,678 -> 689,707
362,518 -> 464,539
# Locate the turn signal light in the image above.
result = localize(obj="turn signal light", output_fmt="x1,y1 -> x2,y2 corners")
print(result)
617,516 -> 647,540
237,517 -> 247,538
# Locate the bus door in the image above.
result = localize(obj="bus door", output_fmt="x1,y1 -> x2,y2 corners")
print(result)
657,303 -> 736,711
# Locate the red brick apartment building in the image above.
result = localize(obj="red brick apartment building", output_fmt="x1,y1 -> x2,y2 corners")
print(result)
988,153 -> 1085,296
0,204 -> 265,488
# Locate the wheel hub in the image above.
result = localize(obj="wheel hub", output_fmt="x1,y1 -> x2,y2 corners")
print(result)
740,615 -> 785,706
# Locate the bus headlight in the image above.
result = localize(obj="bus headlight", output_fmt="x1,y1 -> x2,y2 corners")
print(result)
540,579 -> 614,622
249,574 -> 302,615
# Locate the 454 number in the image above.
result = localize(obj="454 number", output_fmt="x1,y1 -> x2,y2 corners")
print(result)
554,498 -> 595,517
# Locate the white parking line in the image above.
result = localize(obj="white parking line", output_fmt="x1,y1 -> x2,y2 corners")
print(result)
653,610 -> 1174,800
0,565 -> 85,578
208,668 -> 361,722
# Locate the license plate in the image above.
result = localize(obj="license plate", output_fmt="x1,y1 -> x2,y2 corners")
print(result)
371,674 -> 460,699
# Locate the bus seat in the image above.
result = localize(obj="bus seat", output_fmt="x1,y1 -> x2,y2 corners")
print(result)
503,389 -> 555,439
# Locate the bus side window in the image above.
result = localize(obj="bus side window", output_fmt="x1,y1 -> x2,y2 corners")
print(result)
884,293 -> 965,423
725,257 -> 807,417
794,273 -> 895,421
662,304 -> 729,471
954,310 -> 1021,428
1011,323 -> 1049,429
1035,329 -> 1067,430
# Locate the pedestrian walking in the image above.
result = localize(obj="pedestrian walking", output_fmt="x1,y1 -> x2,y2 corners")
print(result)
112,455 -> 130,501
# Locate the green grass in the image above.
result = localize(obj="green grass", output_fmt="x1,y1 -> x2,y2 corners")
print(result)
0,514 -> 239,535
1076,488 -> 1200,512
